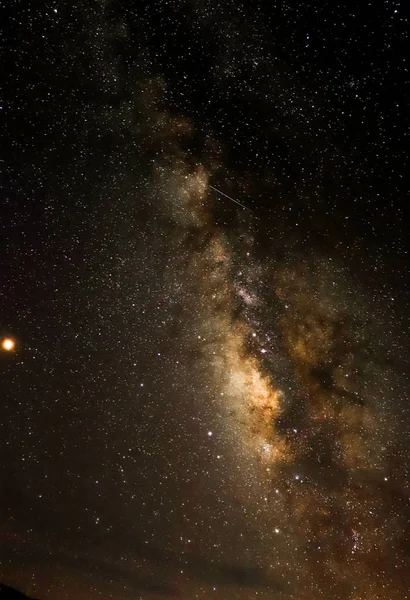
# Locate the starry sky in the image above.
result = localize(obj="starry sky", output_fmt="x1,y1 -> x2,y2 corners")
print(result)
1,1 -> 409,599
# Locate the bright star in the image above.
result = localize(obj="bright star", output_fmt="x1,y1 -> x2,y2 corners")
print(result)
1,338 -> 15,351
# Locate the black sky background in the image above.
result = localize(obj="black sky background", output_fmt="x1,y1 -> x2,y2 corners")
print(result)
1,1 -> 409,599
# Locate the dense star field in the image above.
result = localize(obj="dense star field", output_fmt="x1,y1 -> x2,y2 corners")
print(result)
1,1 -> 409,599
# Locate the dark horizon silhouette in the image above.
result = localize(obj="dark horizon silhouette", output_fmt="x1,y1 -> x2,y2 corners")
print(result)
0,583 -> 38,600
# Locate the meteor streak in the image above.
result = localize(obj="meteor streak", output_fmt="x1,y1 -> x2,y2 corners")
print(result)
209,184 -> 253,213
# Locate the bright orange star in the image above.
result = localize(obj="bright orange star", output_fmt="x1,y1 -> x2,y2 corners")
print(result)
1,338 -> 15,351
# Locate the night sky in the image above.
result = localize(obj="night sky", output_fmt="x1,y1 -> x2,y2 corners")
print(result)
1,1 -> 409,599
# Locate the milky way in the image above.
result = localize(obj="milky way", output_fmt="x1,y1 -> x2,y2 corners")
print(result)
1,1 -> 409,599
141,82 -> 410,596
